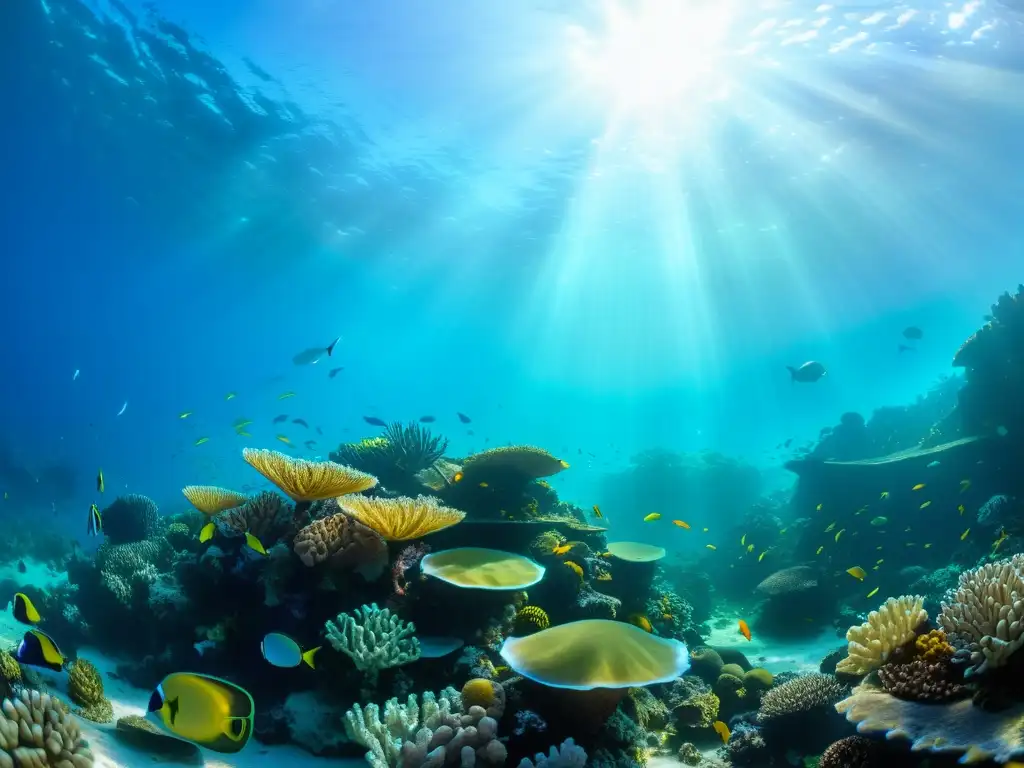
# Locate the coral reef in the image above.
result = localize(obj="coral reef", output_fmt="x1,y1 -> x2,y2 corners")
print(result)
243,448 -> 377,502
836,595 -> 926,675
515,738 -> 587,768
0,689 -> 93,768
876,658 -> 969,702
100,494 -> 159,544
325,603 -> 421,680
330,422 -> 449,493
67,660 -> 113,724
757,674 -> 847,722
340,495 -> 466,540
292,511 -> 388,578
818,736 -> 878,768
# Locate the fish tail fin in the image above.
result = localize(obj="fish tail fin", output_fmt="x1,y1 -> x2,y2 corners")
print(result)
302,646 -> 322,669
785,366 -> 796,380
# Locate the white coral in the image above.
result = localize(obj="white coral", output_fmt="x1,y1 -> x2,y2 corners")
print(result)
836,595 -> 926,675
939,554 -> 1024,673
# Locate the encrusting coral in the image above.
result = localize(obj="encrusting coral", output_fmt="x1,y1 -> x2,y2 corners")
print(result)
292,512 -> 388,579
242,448 -> 378,501
0,688 -> 94,768
325,603 -> 421,679
836,595 -> 927,675
939,554 -> 1024,674
757,674 -> 847,722
100,494 -> 159,544
67,660 -> 113,724
344,687 -> 508,768
339,495 -> 465,541
181,485 -> 247,515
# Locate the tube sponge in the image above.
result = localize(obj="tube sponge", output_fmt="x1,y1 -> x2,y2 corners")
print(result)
325,603 -> 420,677
836,595 -> 927,676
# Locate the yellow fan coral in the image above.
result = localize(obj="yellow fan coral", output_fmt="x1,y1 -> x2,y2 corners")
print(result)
421,548 -> 546,590
338,494 -> 464,540
181,485 -> 247,515
460,446 -> 569,480
243,448 -> 378,501
836,595 -> 927,676
499,619 -> 689,688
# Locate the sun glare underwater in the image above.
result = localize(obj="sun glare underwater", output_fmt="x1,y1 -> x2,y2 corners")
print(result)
2,0 -> 1024,766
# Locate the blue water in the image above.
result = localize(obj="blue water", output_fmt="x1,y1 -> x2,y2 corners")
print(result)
2,0 -> 1023,539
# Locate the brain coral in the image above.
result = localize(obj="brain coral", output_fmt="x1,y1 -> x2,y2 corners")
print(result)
293,512 -> 389,579
100,494 -> 159,544
939,554 -> 1024,674
221,491 -> 296,542
0,688 -> 93,767
757,674 -> 847,722
836,595 -> 927,676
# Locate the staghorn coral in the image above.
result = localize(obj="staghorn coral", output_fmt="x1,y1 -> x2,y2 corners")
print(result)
243,448 -> 378,501
460,679 -> 505,718
67,660 -> 113,724
512,606 -> 549,636
220,491 -> 296,542
460,446 -> 569,481
293,512 -> 388,579
100,494 -> 159,544
939,554 -> 1024,674
180,485 -> 247,515
757,674 -> 847,722
876,658 -> 969,703
339,495 -> 465,541
344,687 -> 508,768
0,688 -> 93,768
836,595 -> 927,675
818,736 -> 878,768
325,603 -> 420,680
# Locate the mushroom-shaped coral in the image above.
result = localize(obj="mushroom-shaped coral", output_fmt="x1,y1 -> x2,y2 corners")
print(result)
339,495 -> 465,541
460,446 -> 569,480
757,674 -> 847,722
292,512 -> 388,578
181,485 -> 247,515
325,603 -> 421,678
836,595 -> 927,676
421,548 -> 546,590
499,619 -> 689,689
0,688 -> 94,767
939,554 -> 1024,674
100,494 -> 159,544
243,448 -> 377,501
67,660 -> 113,724
605,541 -> 666,563
819,736 -> 878,768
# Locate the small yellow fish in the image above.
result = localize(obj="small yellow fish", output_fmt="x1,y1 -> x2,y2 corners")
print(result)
758,550 -> 768,562
278,392 -> 296,400
276,435 -> 291,445
552,544 -> 573,556
479,482 -> 489,488
672,520 -> 691,530
877,546 -> 883,550
194,437 -> 209,446
872,565 -> 880,570
454,472 -> 464,483
876,559 -> 884,564
564,561 -> 584,581
234,420 -> 253,429
906,542 -> 916,547
816,503 -> 823,511
643,513 -> 661,522
880,491 -> 890,499
961,528 -> 971,541
740,534 -> 747,546
919,501 -> 932,509
592,504 -> 603,519
824,522 -> 836,533
816,546 -> 824,555
846,566 -> 866,581
835,528 -> 845,543
96,469 -> 104,494
225,392 -> 236,400
712,720 -> 731,744
706,544 -> 717,551
246,531 -> 268,556
237,431 -> 252,438
993,529 -> 1009,553
958,504 -> 966,515
866,587 -> 879,598
912,483 -> 926,491
199,521 -> 215,543
779,528 -> 787,535
960,479 -> 971,492
702,527 -> 709,533
179,411 -> 192,419
597,572 -> 612,581
746,544 -> 754,553
905,527 -> 912,532
923,543 -> 932,549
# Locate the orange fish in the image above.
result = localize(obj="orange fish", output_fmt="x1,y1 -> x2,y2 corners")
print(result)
552,544 -> 573,556
672,520 -> 691,530
738,619 -> 751,641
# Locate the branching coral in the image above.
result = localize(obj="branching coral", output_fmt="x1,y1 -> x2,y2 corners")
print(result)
757,674 -> 847,722
243,448 -> 377,501
939,554 -> 1024,674
325,603 -> 420,680
339,495 -> 465,541
344,687 -> 508,768
460,679 -> 505,718
100,494 -> 159,544
836,595 -> 927,675
67,660 -> 113,724
0,688 -> 93,768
